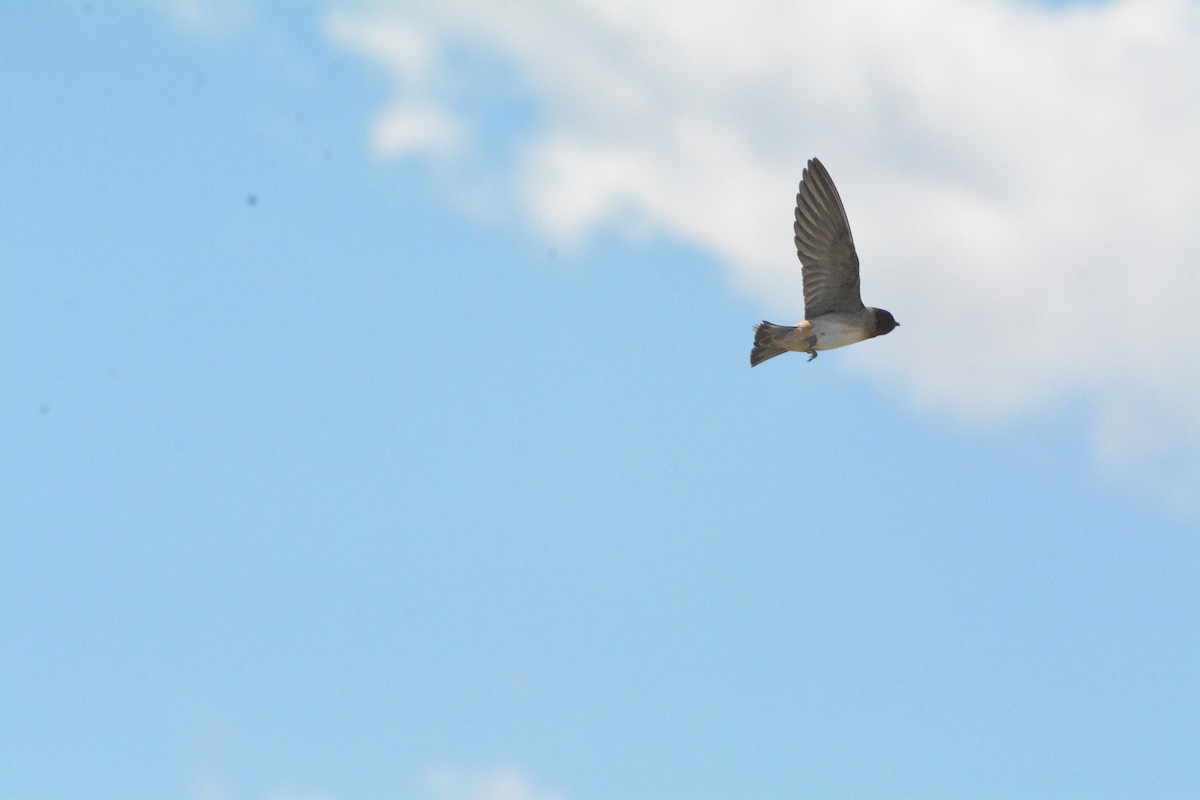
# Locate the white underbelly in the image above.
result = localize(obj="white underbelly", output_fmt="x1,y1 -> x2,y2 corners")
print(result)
811,318 -> 869,351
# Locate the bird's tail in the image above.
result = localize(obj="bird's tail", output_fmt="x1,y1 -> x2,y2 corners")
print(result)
750,321 -> 794,366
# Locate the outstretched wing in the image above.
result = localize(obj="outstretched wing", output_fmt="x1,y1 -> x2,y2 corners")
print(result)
794,158 -> 864,318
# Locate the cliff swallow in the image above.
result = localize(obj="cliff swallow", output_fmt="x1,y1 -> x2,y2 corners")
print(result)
751,158 -> 898,366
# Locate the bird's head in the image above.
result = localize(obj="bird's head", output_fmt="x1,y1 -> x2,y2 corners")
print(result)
869,308 -> 899,336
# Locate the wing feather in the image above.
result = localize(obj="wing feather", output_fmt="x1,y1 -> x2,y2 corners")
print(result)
793,158 -> 863,318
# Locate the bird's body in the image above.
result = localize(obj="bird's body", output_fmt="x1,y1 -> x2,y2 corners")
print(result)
751,309 -> 896,366
750,158 -> 897,366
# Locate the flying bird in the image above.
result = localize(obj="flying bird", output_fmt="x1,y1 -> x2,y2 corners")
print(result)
750,158 -> 898,366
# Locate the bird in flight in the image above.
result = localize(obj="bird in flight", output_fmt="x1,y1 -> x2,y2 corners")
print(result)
750,158 -> 898,366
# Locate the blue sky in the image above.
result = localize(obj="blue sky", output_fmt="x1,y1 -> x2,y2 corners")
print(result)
2,3 -> 1198,800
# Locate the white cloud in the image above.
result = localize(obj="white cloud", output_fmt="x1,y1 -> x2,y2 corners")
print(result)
157,0 -> 257,38
330,0 -> 1200,509
424,765 -> 562,800
325,11 -> 466,158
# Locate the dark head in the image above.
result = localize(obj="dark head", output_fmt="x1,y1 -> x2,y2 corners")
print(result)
868,308 -> 899,337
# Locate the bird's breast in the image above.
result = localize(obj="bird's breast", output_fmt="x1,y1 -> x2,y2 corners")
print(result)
809,315 -> 871,351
